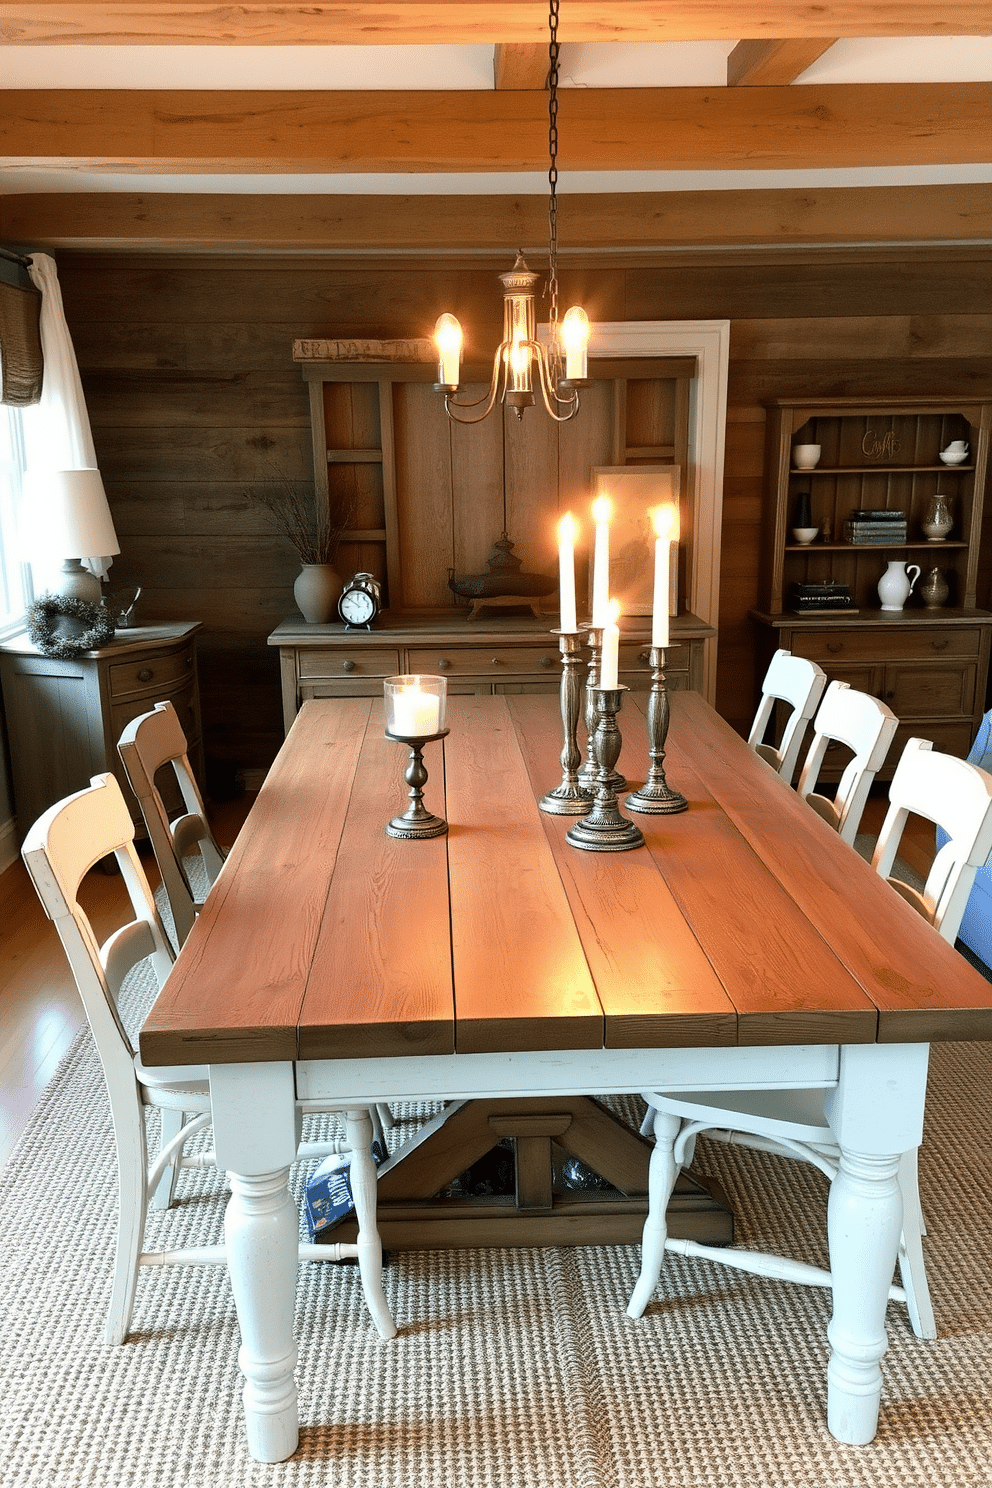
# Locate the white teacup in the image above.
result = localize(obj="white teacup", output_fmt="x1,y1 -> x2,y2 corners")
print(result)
793,444 -> 821,470
792,527 -> 819,545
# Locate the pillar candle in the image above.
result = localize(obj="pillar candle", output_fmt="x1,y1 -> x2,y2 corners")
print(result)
558,512 -> 578,632
591,496 -> 612,627
651,504 -> 678,648
600,600 -> 621,689
391,686 -> 440,738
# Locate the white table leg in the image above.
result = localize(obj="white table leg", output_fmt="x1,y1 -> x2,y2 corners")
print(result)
826,1148 -> 902,1445
824,1042 -> 930,1446
210,1062 -> 301,1463
226,1167 -> 301,1461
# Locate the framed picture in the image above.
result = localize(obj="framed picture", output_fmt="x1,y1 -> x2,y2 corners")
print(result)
590,465 -> 681,617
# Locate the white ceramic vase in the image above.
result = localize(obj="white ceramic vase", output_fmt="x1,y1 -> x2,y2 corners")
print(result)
877,560 -> 920,612
294,564 -> 342,624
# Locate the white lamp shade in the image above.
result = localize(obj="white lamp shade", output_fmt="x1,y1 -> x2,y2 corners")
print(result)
20,468 -> 121,560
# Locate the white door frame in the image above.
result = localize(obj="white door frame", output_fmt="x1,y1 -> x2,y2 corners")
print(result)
588,320 -> 730,703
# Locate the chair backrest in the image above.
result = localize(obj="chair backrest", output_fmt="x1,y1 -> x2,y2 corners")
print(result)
797,681 -> 899,845
117,701 -> 225,948
747,648 -> 828,780
871,736 -> 992,942
21,773 -> 175,1098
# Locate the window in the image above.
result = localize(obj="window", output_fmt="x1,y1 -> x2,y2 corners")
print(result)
0,404 -> 34,634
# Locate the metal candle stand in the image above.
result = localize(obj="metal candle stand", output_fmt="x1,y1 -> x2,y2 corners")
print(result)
626,645 -> 688,815
566,687 -> 645,852
385,729 -> 450,838
578,625 -> 625,793
539,631 -> 593,815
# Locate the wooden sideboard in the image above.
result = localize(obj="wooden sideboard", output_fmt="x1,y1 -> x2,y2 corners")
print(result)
269,611 -> 715,733
0,622 -> 203,840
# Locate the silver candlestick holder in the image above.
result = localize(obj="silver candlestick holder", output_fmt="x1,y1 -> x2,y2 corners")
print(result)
540,630 -> 593,815
627,645 -> 688,815
578,624 -> 626,794
566,686 -> 645,853
385,729 -> 450,838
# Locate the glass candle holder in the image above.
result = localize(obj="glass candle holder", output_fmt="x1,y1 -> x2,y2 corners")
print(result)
384,674 -> 448,739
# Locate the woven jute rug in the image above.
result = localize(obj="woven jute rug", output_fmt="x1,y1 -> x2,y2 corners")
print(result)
2,961 -> 992,1488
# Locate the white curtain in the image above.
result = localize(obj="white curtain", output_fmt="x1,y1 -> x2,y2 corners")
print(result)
21,253 -> 112,580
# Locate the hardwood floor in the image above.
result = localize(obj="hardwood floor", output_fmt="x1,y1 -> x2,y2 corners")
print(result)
0,783 -> 937,1174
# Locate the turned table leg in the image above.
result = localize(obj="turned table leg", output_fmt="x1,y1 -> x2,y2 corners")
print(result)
210,1062 -> 302,1463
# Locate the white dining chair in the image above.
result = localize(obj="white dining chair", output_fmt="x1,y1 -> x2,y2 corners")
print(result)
748,648 -> 828,781
871,736 -> 992,939
628,740 -> 992,1345
117,701 -> 226,950
796,680 -> 899,845
118,702 -> 396,1142
22,772 -> 397,1347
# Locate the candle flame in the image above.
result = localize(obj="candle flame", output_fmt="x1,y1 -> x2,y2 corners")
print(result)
651,503 -> 679,541
558,511 -> 577,542
592,496 -> 612,524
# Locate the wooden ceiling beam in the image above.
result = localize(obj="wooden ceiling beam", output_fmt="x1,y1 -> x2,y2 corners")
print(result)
493,44 -> 548,91
1,85 -> 988,172
1,2 -> 989,47
4,184 -> 990,251
727,39 -> 838,86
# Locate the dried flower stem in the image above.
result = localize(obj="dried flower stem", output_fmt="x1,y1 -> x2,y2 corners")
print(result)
245,480 -> 353,565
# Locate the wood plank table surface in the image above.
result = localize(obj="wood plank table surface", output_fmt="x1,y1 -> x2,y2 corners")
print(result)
141,690 -> 992,1463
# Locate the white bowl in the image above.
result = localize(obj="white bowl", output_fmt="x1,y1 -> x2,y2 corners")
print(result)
939,450 -> 968,465
793,444 -> 821,470
792,527 -> 819,545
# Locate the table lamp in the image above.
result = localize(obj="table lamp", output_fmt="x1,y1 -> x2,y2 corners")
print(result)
20,468 -> 121,603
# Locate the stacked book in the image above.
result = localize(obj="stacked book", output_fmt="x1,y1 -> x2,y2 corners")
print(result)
789,581 -> 858,616
843,508 -> 907,544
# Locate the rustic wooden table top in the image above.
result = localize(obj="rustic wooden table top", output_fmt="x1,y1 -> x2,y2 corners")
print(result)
140,690 -> 992,1070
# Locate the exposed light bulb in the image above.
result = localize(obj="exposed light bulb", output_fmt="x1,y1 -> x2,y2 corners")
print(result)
434,313 -> 462,388
560,306 -> 589,382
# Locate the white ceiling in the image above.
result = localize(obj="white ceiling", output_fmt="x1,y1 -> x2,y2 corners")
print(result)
2,38 -> 991,198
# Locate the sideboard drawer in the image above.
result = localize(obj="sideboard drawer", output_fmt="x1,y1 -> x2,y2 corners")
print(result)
108,645 -> 195,699
793,627 -> 982,664
407,645 -> 561,676
299,647 -> 400,679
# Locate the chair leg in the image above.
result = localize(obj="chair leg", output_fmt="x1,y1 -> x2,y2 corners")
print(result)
896,1148 -> 936,1340
375,1102 -> 395,1132
150,1107 -> 185,1210
344,1107 -> 397,1341
627,1107 -> 683,1319
105,1094 -> 150,1345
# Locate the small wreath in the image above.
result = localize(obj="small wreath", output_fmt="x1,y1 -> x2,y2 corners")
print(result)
27,594 -> 115,658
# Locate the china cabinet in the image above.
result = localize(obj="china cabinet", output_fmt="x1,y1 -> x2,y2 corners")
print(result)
752,397 -> 992,779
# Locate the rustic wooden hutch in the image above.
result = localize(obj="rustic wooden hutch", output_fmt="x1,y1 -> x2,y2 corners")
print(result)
751,396 -> 992,777
270,337 -> 723,730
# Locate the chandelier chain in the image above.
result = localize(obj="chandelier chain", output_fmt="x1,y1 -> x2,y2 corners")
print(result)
547,0 -> 560,344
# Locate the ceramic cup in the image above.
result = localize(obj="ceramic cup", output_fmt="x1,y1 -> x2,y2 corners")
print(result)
792,527 -> 819,545
793,444 -> 821,470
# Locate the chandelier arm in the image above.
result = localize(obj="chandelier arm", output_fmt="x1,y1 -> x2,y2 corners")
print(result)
534,342 -> 580,423
443,348 -> 506,422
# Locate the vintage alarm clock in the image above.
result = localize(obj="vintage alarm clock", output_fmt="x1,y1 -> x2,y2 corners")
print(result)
338,571 -> 382,629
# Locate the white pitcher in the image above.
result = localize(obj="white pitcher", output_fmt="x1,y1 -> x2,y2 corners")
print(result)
877,560 -> 921,612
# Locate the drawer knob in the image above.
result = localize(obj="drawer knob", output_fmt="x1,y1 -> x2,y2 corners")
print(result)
827,643 -> 843,654
540,655 -> 554,668
638,650 -> 650,663
137,667 -> 153,683
931,638 -> 949,651
491,657 -> 501,666
437,658 -> 450,671
341,659 -> 356,672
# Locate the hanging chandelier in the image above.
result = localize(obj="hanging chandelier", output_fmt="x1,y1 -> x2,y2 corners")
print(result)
432,0 -> 590,425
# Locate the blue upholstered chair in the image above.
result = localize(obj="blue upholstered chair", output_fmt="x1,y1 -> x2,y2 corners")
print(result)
941,710 -> 992,967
